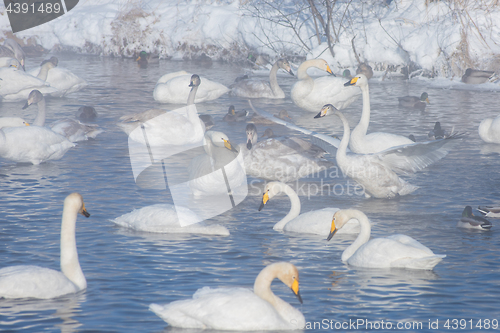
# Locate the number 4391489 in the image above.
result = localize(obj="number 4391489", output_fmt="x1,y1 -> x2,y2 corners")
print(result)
444,319 -> 498,330
5,2 -> 61,14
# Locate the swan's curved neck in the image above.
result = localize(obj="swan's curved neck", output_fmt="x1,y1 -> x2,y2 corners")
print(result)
269,62 -> 283,97
60,205 -> 86,290
187,84 -> 199,105
352,84 -> 370,138
253,264 -> 284,308
335,111 -> 351,172
37,63 -> 53,81
296,61 -> 314,81
273,183 -> 301,230
341,210 -> 371,262
33,99 -> 46,127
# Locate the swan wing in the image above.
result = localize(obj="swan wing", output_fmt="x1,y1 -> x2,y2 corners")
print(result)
51,118 -> 102,142
0,67 -> 50,96
231,79 -> 275,98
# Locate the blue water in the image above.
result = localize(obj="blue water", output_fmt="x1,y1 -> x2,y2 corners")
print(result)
0,55 -> 499,332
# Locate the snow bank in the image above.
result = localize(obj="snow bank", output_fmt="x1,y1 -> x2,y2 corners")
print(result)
1,0 -> 499,77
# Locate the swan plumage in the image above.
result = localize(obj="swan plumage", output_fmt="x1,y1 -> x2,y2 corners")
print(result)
316,106 -> 418,198
478,206 -> 500,218
231,58 -> 293,99
50,118 -> 103,142
153,70 -> 228,103
0,117 -> 29,128
0,193 -> 90,299
28,57 -> 87,96
458,206 -> 492,230
149,262 -> 305,330
291,58 -> 360,112
112,204 -> 229,235
398,92 -> 429,109
478,114 -> 500,144
119,74 -> 205,146
241,123 -> 333,182
327,209 -> 445,270
258,181 -> 360,234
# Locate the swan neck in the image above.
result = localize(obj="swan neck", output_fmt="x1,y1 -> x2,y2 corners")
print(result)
341,210 -> 371,262
253,265 -> 280,307
297,61 -> 313,81
354,84 -> 371,136
33,99 -> 46,127
269,62 -> 283,97
335,112 -> 350,170
60,204 -> 86,290
273,184 -> 301,230
37,64 -> 51,81
187,84 -> 199,105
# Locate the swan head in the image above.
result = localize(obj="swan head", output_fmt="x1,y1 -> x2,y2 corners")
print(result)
5,58 -> 22,69
40,56 -> 58,67
314,104 -> 337,119
206,131 -> 238,153
65,193 -> 90,218
327,209 -> 356,241
246,123 -> 258,150
277,58 -> 294,76
4,39 -> 25,70
258,181 -> 285,211
344,73 -> 368,87
420,92 -> 430,103
40,60 -> 57,71
273,262 -> 302,304
22,90 -> 44,109
189,74 -> 201,88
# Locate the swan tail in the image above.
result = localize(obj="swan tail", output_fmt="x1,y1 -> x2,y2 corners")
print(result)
392,255 -> 446,270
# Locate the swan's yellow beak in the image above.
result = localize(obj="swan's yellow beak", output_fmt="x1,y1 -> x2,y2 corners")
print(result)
326,217 -> 337,241
344,76 -> 358,87
223,139 -> 238,153
326,65 -> 333,75
80,203 -> 90,218
314,105 -> 330,119
25,122 -> 30,126
291,278 -> 302,304
258,191 -> 269,211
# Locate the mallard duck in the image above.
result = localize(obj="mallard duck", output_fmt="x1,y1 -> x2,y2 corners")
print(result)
461,68 -> 495,84
222,105 -> 249,122
458,206 -> 492,230
398,92 -> 430,109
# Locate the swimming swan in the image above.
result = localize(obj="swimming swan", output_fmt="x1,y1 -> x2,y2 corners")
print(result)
291,58 -> 360,112
258,181 -> 360,234
231,58 -> 294,99
0,193 -> 90,299
112,204 -> 229,235
458,206 -> 492,230
153,70 -> 228,103
119,74 -> 205,146
149,262 -> 305,330
317,106 -> 418,198
241,123 -> 333,182
327,209 -> 445,270
29,57 -> 87,96
478,114 -> 500,144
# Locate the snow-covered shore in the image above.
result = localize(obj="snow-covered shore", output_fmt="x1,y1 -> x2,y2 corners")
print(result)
1,0 -> 500,78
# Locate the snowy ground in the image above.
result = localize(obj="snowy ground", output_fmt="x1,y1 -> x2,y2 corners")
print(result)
1,0 -> 500,78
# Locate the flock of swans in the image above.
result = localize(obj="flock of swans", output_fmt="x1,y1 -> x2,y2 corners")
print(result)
0,40 -> 499,330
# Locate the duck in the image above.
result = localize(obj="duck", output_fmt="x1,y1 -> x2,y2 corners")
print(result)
112,204 -> 229,235
478,206 -> 500,218
398,92 -> 429,109
149,262 -> 305,330
0,38 -> 26,70
290,58 -> 360,112
222,105 -> 249,122
0,90 -> 75,164
153,70 -> 228,104
188,130 -> 243,196
258,181 -> 360,234
231,58 -> 294,99
461,68 -> 495,84
135,51 -> 159,67
457,206 -> 492,230
478,114 -> 500,144
356,63 -> 373,79
315,106 -> 418,198
241,123 -> 334,182
261,128 -> 277,139
249,109 -> 292,125
327,209 -> 445,270
76,106 -> 98,122
0,193 -> 89,299
0,117 -> 29,128
28,56 -> 87,96
428,121 -> 454,140
119,74 -> 206,146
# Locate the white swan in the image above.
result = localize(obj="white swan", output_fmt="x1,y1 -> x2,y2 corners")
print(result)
29,57 -> 87,96
231,58 -> 294,99
458,206 -> 492,230
290,58 -> 360,112
112,204 -> 229,235
240,123 -> 334,182
0,193 -> 90,299
119,74 -> 205,146
149,262 -> 305,330
188,130 -> 243,196
327,209 -> 445,270
0,39 -> 26,70
318,106 -> 418,198
478,114 -> 500,144
153,70 -> 228,103
0,61 -> 58,101
344,74 -> 415,153
258,181 -> 360,234
0,117 -> 29,128
0,90 -> 75,164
